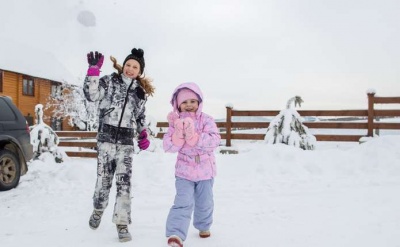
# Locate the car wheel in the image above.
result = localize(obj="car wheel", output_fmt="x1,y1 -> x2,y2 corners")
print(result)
0,149 -> 21,191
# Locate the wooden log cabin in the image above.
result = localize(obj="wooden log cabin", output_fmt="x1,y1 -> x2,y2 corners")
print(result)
0,42 -> 78,130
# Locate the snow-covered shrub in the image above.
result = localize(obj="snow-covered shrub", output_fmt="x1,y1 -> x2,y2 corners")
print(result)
45,83 -> 98,131
30,104 -> 65,163
264,96 -> 316,150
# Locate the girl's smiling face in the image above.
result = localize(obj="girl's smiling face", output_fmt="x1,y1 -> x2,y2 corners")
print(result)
123,59 -> 141,79
179,99 -> 199,112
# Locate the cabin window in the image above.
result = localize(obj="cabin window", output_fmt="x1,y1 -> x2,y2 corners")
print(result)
0,70 -> 3,92
22,76 -> 35,96
51,82 -> 63,99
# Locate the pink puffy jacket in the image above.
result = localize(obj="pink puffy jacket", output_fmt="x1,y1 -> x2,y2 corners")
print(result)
163,83 -> 221,182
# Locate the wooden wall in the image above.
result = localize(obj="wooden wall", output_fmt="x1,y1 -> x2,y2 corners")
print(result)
0,70 -> 74,130
2,70 -> 19,101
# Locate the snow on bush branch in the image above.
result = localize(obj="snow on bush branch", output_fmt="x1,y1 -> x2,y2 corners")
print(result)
30,104 -> 65,163
264,96 -> 316,150
45,83 -> 98,131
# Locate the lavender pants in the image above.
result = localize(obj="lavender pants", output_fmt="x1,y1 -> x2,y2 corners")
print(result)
166,177 -> 214,241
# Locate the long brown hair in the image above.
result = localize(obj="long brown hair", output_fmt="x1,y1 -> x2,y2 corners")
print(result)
110,56 -> 155,97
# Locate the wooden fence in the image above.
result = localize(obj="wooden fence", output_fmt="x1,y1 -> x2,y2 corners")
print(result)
56,92 -> 400,157
56,131 -> 97,158
222,92 -> 400,146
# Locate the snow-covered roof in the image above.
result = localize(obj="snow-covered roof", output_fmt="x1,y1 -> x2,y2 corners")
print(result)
0,39 -> 78,84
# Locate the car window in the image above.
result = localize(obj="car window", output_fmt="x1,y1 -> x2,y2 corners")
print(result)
0,98 -> 17,121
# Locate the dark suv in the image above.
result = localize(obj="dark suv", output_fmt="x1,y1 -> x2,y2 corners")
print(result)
0,96 -> 33,191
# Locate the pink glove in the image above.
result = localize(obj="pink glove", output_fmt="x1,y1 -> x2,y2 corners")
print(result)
138,129 -> 150,150
167,111 -> 179,126
183,117 -> 199,146
87,51 -> 104,76
172,119 -> 185,146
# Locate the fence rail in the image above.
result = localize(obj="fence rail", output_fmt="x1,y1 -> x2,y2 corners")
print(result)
56,131 -> 97,158
56,92 -> 400,157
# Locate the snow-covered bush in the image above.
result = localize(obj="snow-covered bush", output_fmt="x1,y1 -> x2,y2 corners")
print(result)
264,96 -> 316,150
45,83 -> 98,131
30,104 -> 65,163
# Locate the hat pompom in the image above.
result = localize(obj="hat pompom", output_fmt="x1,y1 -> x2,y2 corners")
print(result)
131,48 -> 144,58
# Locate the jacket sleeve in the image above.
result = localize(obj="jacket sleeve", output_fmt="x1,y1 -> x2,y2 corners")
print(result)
135,87 -> 148,134
195,115 -> 221,152
136,104 -> 147,134
83,75 -> 109,102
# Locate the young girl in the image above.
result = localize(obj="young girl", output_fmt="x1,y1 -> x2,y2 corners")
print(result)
83,48 -> 155,242
163,82 -> 221,247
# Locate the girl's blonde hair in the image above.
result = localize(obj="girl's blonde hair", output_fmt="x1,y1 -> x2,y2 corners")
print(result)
110,56 -> 155,97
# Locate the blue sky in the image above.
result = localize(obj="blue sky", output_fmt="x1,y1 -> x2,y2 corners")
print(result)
1,0 -> 399,121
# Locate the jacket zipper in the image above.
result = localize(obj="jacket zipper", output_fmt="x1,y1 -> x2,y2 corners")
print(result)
115,79 -> 135,143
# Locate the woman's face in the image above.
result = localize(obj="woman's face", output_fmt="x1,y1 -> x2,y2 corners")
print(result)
179,99 -> 199,112
123,59 -> 141,79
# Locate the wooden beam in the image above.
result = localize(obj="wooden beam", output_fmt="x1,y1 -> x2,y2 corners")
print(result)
231,110 -> 368,117
373,97 -> 400,104
58,141 -> 97,148
374,122 -> 400,130
374,110 -> 400,117
314,134 -> 363,142
303,122 -> 368,129
56,131 -> 97,138
231,110 -> 280,117
64,151 -> 97,158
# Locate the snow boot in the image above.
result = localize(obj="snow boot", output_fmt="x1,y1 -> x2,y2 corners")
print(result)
199,230 -> 211,238
116,224 -> 132,242
89,210 -> 103,230
167,235 -> 183,247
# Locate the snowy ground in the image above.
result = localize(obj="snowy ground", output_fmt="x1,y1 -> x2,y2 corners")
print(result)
1,136 -> 400,247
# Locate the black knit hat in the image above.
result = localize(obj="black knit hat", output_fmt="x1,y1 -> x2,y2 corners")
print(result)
123,48 -> 145,74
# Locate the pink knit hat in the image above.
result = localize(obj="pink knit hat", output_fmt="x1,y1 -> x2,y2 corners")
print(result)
176,88 -> 199,107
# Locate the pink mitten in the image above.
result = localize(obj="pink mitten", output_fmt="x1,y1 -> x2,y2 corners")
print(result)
87,67 -> 101,76
138,129 -> 150,150
183,117 -> 199,146
167,111 -> 179,126
172,119 -> 185,146
86,51 -> 104,76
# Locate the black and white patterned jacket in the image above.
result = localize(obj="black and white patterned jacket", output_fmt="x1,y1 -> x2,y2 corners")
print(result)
83,72 -> 147,145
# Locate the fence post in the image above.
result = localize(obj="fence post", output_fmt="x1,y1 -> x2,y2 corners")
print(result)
367,92 -> 375,136
226,106 -> 233,147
